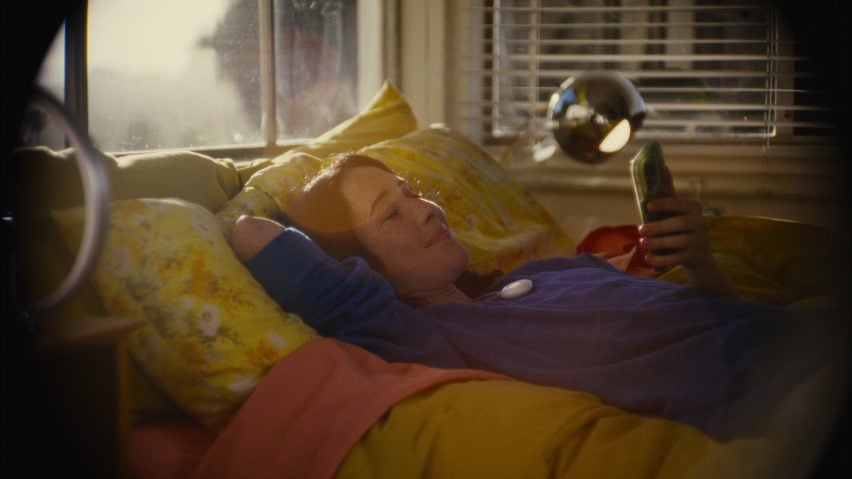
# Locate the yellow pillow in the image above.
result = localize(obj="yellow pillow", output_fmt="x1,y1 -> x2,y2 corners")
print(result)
52,199 -> 317,430
217,80 -> 418,232
659,215 -> 849,306
16,147 -> 241,219
658,252 -> 793,306
217,152 -> 325,231
284,79 -> 419,160
358,126 -> 576,275
15,147 -> 243,318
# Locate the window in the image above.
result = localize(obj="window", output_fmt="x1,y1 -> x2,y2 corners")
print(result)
454,0 -> 836,149
33,0 -> 359,153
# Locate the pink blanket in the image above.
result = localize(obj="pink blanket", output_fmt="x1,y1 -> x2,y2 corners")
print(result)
192,337 -> 504,479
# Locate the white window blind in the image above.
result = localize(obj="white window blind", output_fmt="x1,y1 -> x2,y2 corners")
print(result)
456,0 -> 836,147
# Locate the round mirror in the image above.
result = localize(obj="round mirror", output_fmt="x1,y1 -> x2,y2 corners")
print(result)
547,71 -> 646,164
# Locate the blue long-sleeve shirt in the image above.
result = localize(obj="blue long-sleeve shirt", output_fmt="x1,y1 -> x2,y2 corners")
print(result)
247,227 -> 825,438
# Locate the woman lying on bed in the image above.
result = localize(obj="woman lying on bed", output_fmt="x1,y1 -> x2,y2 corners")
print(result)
230,154 -> 836,440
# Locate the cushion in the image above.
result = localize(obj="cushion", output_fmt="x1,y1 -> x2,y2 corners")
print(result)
16,147 -> 241,219
16,148 -> 247,423
217,80 -> 419,231
282,80 -> 419,160
217,152 -> 325,231
52,198 -> 317,430
659,215 -> 849,306
15,147 -> 243,317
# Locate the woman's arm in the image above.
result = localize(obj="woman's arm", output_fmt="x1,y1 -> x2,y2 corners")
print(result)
637,197 -> 737,299
230,216 -> 465,368
231,215 -> 287,263
230,215 -> 398,333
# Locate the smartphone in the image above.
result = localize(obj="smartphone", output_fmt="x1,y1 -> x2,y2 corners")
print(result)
630,140 -> 675,224
630,140 -> 678,256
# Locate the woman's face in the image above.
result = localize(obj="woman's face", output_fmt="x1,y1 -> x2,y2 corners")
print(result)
338,165 -> 470,298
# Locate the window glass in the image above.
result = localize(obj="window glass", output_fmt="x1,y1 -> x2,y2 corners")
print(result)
87,0 -> 259,151
272,0 -> 358,139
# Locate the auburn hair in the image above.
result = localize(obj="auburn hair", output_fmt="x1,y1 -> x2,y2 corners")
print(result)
284,153 -> 501,297
285,154 -> 391,271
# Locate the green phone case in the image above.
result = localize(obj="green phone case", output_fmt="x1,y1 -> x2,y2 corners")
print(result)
630,140 -> 679,257
630,140 -> 675,224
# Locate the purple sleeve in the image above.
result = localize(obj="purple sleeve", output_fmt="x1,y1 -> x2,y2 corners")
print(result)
244,228 -> 466,368
245,228 -> 397,337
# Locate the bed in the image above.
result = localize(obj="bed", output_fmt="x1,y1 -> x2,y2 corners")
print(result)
16,81 -> 851,478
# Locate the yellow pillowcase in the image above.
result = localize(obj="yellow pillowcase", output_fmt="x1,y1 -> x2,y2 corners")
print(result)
217,152 -> 325,231
52,199 -> 317,430
16,147 -> 241,220
287,80 -> 419,160
357,126 -> 576,275
15,147 -> 243,319
659,215 -> 848,306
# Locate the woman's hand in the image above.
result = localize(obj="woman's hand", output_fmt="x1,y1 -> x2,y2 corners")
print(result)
637,197 -> 736,298
230,215 -> 286,263
637,196 -> 711,270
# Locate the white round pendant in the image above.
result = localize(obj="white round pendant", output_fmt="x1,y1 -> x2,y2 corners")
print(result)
499,279 -> 534,299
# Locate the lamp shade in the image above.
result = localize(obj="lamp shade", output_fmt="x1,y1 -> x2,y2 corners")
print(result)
547,71 -> 646,164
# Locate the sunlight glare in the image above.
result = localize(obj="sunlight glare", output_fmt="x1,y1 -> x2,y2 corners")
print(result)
599,118 -> 631,153
87,0 -> 233,77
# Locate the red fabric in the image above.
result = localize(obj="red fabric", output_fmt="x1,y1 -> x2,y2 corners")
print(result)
192,337 -> 505,479
129,418 -> 216,479
576,224 -> 659,277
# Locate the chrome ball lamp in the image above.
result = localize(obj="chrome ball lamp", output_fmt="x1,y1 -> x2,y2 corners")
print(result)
547,71 -> 646,164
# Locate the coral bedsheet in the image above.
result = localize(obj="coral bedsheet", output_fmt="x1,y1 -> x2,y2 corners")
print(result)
192,337 -> 502,479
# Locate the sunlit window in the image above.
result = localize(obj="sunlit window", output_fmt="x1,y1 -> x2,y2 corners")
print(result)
200,0 -> 359,142
49,0 -> 362,152
86,0 -> 256,151
272,0 -> 358,139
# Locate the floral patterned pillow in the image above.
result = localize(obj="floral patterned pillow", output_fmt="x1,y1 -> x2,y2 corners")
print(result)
217,152 -> 324,232
52,198 -> 317,430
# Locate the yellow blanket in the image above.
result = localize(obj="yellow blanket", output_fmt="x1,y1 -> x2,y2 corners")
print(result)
338,380 -> 791,479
